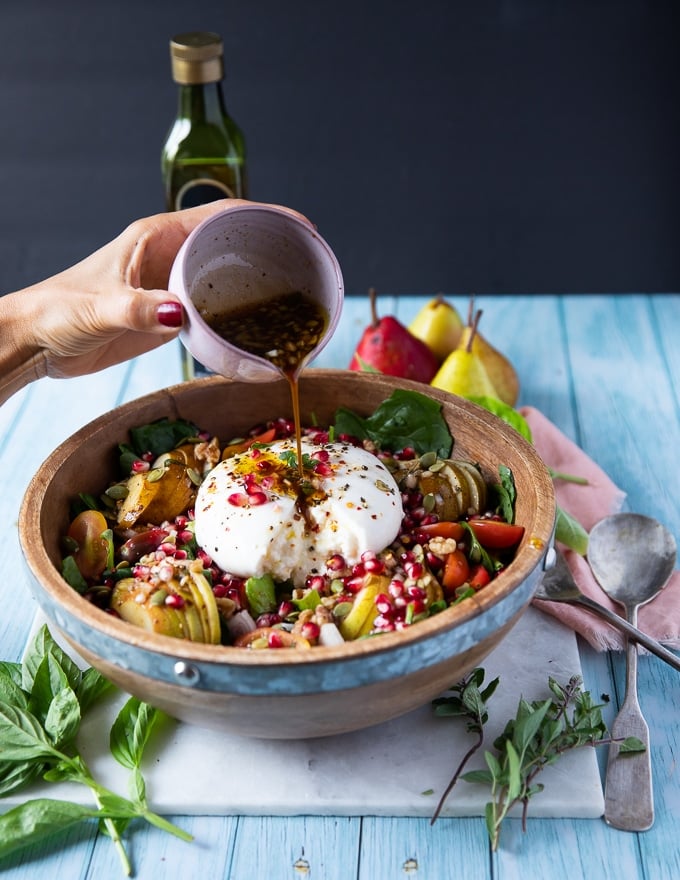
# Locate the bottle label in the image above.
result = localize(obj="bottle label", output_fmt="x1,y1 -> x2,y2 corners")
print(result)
175,178 -> 235,210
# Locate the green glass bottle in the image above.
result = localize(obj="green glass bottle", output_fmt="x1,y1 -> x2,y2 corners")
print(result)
162,31 -> 247,378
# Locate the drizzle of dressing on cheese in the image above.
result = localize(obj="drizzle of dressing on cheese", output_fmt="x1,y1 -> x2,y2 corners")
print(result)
194,438 -> 403,587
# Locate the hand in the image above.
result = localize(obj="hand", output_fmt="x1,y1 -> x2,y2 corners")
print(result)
0,200 -> 312,402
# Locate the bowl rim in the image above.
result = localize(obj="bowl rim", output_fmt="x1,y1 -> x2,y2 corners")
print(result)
19,370 -> 556,670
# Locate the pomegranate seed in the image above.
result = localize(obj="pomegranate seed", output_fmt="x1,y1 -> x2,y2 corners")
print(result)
257,612 -> 281,628
426,552 -> 443,571
351,563 -> 366,577
268,630 -> 285,648
312,449 -> 330,462
197,549 -> 213,567
278,601 -> 296,618
132,564 -> 150,579
164,593 -> 185,608
363,557 -> 385,574
405,561 -> 424,579
228,492 -> 249,507
300,621 -> 320,641
305,575 -> 326,592
314,462 -> 333,476
158,542 -> 176,555
175,515 -> 188,529
173,549 -> 188,560
326,554 -> 346,571
249,447 -> 262,459
178,529 -> 194,544
213,585 -> 229,598
408,586 -> 427,601
131,460 -> 150,474
389,579 -> 405,598
376,594 -> 392,614
247,491 -> 268,506
345,576 -> 365,594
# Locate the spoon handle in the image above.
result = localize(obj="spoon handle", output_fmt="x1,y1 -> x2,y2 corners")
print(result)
604,608 -> 654,831
573,595 -> 680,672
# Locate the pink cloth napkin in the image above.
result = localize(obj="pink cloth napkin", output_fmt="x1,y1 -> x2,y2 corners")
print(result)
522,406 -> 680,652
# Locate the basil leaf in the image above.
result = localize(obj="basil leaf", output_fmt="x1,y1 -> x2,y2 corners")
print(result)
0,702 -> 57,762
0,759 -> 44,796
555,505 -> 589,555
0,665 -> 27,709
334,389 -> 453,458
129,418 -> 198,458
0,799 -> 103,858
43,687 -> 81,748
76,667 -> 116,714
22,626 -> 80,695
60,556 -> 88,594
467,396 -> 533,442
110,698 -> 161,771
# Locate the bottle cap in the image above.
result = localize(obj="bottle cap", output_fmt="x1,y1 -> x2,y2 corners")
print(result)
169,32 -> 224,84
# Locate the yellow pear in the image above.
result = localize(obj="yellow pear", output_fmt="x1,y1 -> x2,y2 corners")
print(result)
431,311 -> 500,399
408,295 -> 463,362
460,300 -> 520,406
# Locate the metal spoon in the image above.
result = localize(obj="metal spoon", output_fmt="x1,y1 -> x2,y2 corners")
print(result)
588,513 -> 677,833
536,550 -> 680,673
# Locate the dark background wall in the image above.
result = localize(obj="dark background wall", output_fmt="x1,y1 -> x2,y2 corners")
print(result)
1,0 -> 678,296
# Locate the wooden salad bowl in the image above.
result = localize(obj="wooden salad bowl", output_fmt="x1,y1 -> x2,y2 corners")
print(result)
19,370 -> 555,739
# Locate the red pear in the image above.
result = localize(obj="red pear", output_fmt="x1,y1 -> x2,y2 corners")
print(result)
349,289 -> 439,383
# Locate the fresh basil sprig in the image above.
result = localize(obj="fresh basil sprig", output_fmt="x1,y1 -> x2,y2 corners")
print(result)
334,389 -> 453,459
0,626 -> 191,875
432,669 -> 645,849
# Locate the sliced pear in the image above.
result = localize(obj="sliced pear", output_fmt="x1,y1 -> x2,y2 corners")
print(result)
185,563 -> 222,644
111,578 -> 187,638
338,574 -> 390,640
117,451 -> 198,528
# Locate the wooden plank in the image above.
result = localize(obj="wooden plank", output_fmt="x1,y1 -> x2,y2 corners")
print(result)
359,817 -> 489,879
230,816 -> 361,880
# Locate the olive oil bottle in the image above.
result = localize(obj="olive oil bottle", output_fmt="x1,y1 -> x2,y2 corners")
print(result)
161,31 -> 247,379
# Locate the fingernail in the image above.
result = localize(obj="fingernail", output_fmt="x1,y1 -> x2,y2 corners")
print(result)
157,302 -> 183,327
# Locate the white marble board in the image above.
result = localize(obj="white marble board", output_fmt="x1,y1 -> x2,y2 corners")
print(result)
3,607 -> 604,818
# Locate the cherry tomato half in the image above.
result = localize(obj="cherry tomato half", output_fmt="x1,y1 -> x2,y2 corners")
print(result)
67,509 -> 110,580
468,564 -> 492,590
417,521 -> 465,541
221,427 -> 277,459
468,518 -> 525,549
441,549 -> 471,595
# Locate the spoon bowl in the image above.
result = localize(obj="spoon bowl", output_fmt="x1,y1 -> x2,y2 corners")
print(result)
588,513 -> 677,607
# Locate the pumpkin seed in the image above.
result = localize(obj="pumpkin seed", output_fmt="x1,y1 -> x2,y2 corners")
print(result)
146,467 -> 165,483
419,451 -> 437,469
105,484 -> 129,500
187,467 -> 202,487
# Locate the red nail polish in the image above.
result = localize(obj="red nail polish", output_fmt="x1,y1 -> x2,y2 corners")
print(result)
157,302 -> 183,327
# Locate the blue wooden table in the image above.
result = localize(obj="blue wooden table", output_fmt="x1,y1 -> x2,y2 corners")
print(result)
1,293 -> 679,879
